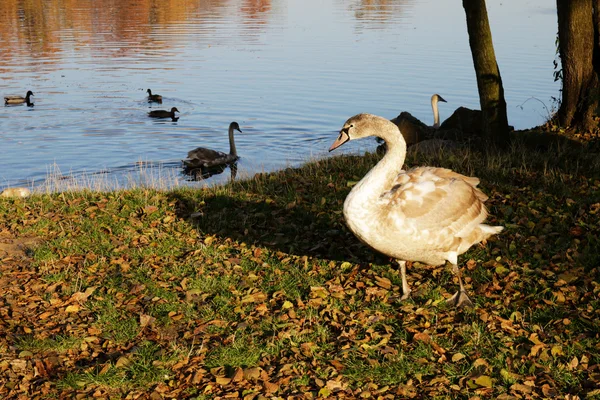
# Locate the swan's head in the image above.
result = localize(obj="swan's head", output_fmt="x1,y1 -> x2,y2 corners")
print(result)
26,91 -> 34,97
147,89 -> 152,94
329,113 -> 401,152
432,94 -> 446,104
230,122 -> 242,133
171,107 -> 180,113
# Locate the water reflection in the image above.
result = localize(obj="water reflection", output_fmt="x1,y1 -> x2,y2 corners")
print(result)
240,0 -> 272,23
183,162 -> 238,182
345,0 -> 416,27
0,0 -> 271,67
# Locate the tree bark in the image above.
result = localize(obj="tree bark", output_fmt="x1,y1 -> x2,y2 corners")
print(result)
462,0 -> 510,147
555,0 -> 600,131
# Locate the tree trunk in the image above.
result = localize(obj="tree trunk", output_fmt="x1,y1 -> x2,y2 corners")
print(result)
556,0 -> 600,131
462,0 -> 510,147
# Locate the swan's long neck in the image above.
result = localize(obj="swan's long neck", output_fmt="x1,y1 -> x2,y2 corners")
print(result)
228,126 -> 237,156
432,97 -> 440,128
345,125 -> 406,212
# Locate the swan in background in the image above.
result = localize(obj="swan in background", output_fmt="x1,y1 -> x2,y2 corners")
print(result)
438,106 -> 483,138
378,94 -> 446,154
148,107 -> 179,120
146,89 -> 162,103
390,94 -> 447,145
330,113 -> 502,307
5,90 -> 34,106
183,121 -> 242,171
436,105 -> 514,140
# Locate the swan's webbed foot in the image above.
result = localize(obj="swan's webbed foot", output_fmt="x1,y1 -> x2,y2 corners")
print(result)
399,290 -> 412,301
446,290 -> 474,308
446,259 -> 474,308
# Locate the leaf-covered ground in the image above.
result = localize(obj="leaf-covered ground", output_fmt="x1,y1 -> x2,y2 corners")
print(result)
0,136 -> 599,399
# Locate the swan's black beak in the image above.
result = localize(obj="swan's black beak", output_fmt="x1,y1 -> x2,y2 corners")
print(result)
329,129 -> 350,152
438,95 -> 447,103
236,128 -> 242,133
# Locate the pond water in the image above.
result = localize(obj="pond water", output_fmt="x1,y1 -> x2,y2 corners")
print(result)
0,0 -> 559,191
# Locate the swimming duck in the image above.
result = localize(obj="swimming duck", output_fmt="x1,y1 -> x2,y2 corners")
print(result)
183,122 -> 242,170
330,113 -> 503,307
148,107 -> 179,119
5,91 -> 34,106
146,89 -> 162,103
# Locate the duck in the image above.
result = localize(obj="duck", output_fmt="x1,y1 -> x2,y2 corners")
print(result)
5,90 -> 34,106
329,113 -> 503,307
378,94 -> 447,154
146,89 -> 162,103
183,122 -> 242,170
148,107 -> 179,119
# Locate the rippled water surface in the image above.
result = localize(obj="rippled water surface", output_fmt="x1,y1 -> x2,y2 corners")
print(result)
0,0 -> 558,190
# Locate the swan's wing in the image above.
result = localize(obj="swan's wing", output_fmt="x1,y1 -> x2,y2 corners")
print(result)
4,96 -> 24,101
439,107 -> 483,133
410,167 -> 487,200
186,147 -> 227,163
391,112 -> 428,130
381,167 -> 489,240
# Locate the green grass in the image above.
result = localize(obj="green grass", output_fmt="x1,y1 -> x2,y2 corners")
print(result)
15,335 -> 83,354
0,136 -> 599,398
57,341 -> 174,391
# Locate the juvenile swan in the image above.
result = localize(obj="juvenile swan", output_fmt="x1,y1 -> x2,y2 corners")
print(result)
330,113 -> 502,307
390,94 -> 447,145
5,90 -> 34,106
183,122 -> 242,169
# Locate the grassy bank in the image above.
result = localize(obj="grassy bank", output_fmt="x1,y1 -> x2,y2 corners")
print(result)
1,136 -> 599,399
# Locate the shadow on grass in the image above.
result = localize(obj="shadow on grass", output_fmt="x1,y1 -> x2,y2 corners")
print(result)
168,133 -> 600,267
169,189 -> 389,265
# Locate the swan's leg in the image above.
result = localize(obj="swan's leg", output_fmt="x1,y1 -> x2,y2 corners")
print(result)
398,260 -> 411,301
446,263 -> 474,308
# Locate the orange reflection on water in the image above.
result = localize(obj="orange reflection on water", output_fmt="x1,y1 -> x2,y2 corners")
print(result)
240,0 -> 271,32
0,0 -> 270,69
349,0 -> 413,25
241,0 -> 272,19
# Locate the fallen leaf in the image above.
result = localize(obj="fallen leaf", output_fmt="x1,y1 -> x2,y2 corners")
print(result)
215,376 -> 231,385
140,314 -> 155,328
65,305 -> 80,313
474,375 -> 493,388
